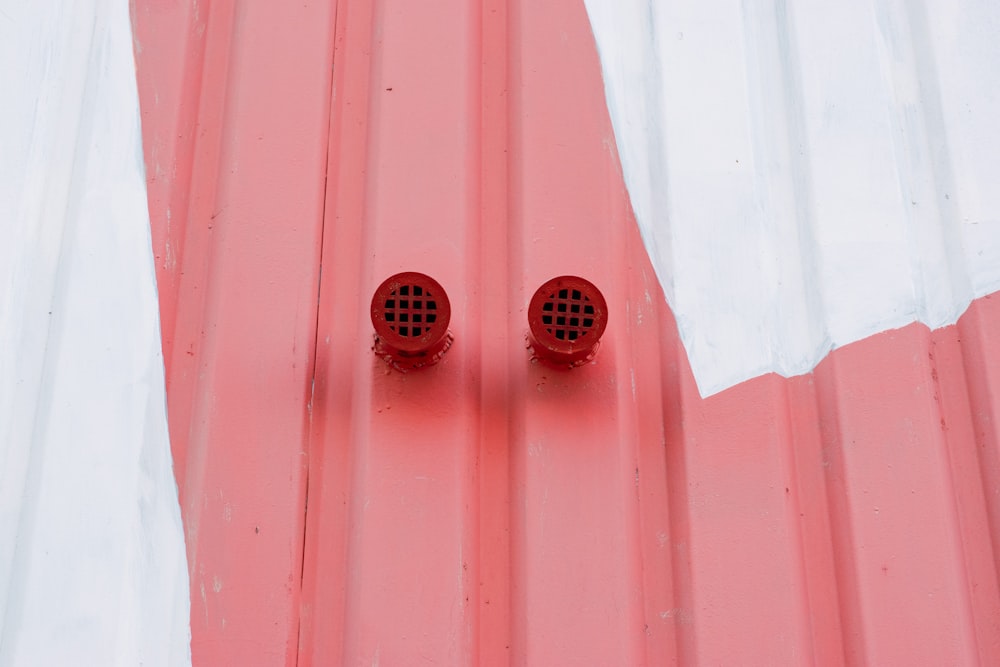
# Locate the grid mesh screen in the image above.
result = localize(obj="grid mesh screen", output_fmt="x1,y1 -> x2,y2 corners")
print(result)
383,284 -> 439,338
541,288 -> 596,341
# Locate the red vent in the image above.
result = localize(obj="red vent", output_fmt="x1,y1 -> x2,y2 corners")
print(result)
527,275 -> 607,367
371,272 -> 452,370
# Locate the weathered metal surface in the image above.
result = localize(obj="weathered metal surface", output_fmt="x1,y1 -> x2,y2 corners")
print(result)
134,2 -> 332,663
133,0 -> 1000,664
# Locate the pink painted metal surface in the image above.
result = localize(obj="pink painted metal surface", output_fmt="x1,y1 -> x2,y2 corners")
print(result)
133,1 -> 331,663
133,0 -> 1000,664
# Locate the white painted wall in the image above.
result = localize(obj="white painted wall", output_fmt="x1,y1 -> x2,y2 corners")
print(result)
584,0 -> 1000,396
0,1 -> 190,664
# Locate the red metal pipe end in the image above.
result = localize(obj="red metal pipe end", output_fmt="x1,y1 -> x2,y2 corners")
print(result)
527,275 -> 608,368
371,272 -> 453,371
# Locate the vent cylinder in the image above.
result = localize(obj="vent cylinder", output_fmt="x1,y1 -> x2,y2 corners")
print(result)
527,275 -> 607,367
371,272 -> 453,370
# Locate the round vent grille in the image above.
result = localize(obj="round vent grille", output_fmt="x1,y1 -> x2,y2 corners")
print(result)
528,275 -> 607,366
371,272 -> 452,362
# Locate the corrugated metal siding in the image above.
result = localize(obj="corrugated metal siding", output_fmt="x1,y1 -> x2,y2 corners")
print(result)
133,0 -> 1000,664
134,2 -> 332,664
584,0 -> 1000,397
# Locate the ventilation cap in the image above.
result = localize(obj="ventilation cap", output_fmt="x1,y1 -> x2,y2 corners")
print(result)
527,275 -> 607,367
371,272 -> 453,370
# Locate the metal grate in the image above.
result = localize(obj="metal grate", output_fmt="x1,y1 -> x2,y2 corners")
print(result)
540,288 -> 597,341
383,284 -> 439,338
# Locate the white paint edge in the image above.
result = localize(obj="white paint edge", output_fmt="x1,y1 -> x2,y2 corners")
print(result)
0,1 -> 191,664
584,0 -> 1000,396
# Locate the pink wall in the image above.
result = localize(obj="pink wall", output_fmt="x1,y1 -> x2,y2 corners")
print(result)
134,0 -> 1000,664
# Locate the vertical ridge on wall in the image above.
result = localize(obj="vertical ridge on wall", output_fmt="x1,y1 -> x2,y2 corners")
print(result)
813,359 -> 867,663
958,296 -> 1000,660
961,299 -> 1000,590
168,0 -> 237,568
474,0 -> 514,661
657,285 -> 696,667
932,321 -> 1000,663
292,0 -> 373,661
785,374 -> 845,665
133,0 -> 207,386
627,225 -> 682,666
